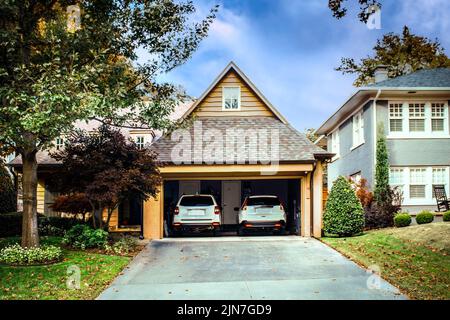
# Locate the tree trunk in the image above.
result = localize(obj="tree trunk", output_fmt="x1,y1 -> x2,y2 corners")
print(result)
21,150 -> 39,248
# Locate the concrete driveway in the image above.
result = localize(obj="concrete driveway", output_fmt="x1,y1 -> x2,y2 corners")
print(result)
98,236 -> 406,300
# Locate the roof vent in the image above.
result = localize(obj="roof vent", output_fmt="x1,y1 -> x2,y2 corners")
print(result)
374,65 -> 389,83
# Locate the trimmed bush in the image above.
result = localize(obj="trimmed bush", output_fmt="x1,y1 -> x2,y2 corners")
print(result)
0,162 -> 16,214
0,244 -> 62,265
394,213 -> 411,227
62,225 -> 108,250
415,211 -> 434,225
443,211 -> 450,222
324,176 -> 365,236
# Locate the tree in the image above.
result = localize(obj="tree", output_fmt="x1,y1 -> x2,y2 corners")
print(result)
328,0 -> 381,23
50,193 -> 91,221
0,1 -> 217,247
0,161 -> 17,214
374,123 -> 389,204
336,26 -> 450,86
368,122 -> 402,228
323,176 -> 364,236
50,125 -> 161,230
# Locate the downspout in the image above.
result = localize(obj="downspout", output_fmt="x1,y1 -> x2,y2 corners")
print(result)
373,89 -> 382,175
310,161 -> 317,236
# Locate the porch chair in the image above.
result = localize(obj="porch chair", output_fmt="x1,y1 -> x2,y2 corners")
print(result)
433,184 -> 450,212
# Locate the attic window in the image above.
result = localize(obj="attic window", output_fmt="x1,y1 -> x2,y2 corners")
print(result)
222,87 -> 240,110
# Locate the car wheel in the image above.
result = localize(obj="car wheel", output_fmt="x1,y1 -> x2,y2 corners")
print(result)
274,226 -> 286,235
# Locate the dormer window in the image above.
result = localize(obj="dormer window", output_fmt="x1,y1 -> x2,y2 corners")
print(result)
222,87 -> 240,110
55,137 -> 64,150
135,136 -> 145,150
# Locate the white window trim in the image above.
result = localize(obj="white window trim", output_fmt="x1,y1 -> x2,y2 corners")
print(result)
389,166 -> 450,205
387,101 -> 449,139
330,129 -> 340,161
222,86 -> 241,111
351,111 -> 365,150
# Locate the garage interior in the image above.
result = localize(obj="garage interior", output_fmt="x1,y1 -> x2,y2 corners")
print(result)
163,179 -> 301,237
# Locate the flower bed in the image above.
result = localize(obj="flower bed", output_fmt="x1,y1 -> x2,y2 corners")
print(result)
0,244 -> 63,266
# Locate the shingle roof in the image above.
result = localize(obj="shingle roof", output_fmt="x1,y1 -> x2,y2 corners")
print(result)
367,68 -> 450,88
151,117 -> 331,164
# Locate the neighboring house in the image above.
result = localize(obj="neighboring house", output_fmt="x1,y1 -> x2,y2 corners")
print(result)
9,104 -> 192,221
316,66 -> 450,213
9,62 -> 332,239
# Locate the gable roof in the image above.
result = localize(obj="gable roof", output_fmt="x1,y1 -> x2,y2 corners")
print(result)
151,117 -> 332,164
367,68 -> 450,88
181,61 -> 289,124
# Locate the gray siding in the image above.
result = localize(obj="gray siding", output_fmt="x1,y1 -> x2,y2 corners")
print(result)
328,101 -> 375,189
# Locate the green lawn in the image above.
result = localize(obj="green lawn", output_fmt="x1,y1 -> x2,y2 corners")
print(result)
0,237 -> 131,300
322,222 -> 450,300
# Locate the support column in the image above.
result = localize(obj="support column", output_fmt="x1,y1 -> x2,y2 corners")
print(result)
301,174 -> 311,237
143,182 -> 164,239
313,161 -> 324,238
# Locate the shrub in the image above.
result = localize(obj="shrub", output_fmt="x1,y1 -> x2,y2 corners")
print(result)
365,186 -> 403,229
415,211 -> 434,225
0,162 -> 17,214
324,176 -> 365,236
38,216 -> 82,236
62,225 -> 108,250
443,211 -> 450,222
0,244 -> 62,265
0,212 -> 22,237
105,236 -> 138,255
394,213 -> 411,227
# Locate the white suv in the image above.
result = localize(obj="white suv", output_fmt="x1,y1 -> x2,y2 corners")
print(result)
172,194 -> 221,235
237,195 -> 286,235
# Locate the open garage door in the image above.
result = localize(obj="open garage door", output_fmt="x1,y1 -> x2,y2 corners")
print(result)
163,179 -> 301,237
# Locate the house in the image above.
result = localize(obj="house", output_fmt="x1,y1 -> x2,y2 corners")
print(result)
316,66 -> 450,214
10,62 -> 332,238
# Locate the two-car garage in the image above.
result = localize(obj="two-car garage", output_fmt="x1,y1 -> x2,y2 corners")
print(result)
163,179 -> 301,236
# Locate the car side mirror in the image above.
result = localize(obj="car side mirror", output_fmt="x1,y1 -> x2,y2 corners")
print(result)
234,207 -> 239,211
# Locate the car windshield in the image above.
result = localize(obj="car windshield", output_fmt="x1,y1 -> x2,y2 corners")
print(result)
246,197 -> 280,206
179,196 -> 214,207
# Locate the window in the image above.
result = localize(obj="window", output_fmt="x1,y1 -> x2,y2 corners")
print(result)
388,101 -> 448,136
135,136 -> 145,149
409,168 -> 426,198
389,103 -> 403,132
352,112 -> 364,147
389,168 -> 404,193
350,172 -> 362,184
55,137 -> 64,150
431,103 -> 445,132
432,168 -> 449,198
222,87 -> 240,110
331,130 -> 340,159
409,103 -> 425,132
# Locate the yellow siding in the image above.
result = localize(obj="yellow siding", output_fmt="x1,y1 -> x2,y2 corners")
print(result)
194,70 -> 275,118
103,208 -> 119,230
37,179 -> 45,214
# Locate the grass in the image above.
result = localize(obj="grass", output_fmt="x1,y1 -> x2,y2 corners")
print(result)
322,222 -> 450,300
0,236 -> 131,300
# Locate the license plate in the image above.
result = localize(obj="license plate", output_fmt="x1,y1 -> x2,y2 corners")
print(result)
256,208 -> 271,214
188,209 -> 205,216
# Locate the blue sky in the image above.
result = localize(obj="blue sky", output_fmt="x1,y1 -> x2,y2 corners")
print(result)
146,0 -> 450,132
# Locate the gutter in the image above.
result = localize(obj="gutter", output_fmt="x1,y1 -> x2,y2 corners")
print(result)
373,89 -> 382,175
